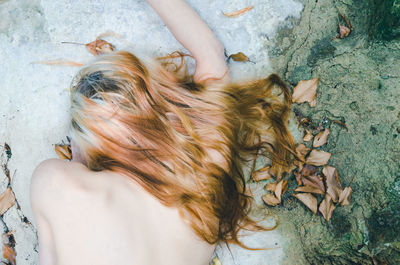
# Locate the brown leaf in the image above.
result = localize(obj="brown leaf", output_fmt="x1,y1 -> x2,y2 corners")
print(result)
2,244 -> 16,265
265,182 -> 277,192
294,171 -> 302,186
338,24 -> 351,39
313,128 -> 330,147
306,150 -> 331,166
319,194 -> 336,221
323,166 -> 343,202
262,193 -> 280,206
86,39 -> 114,56
274,180 -> 288,202
0,188 -> 16,215
223,6 -> 254,18
303,129 -> 313,142
295,185 -> 325,195
292,78 -> 318,107
301,164 -> 318,177
296,144 -> 311,162
252,166 -> 271,181
228,52 -> 250,62
31,60 -> 84,67
338,186 -> 353,206
302,174 -> 325,193
55,144 -> 72,160
293,193 -> 317,214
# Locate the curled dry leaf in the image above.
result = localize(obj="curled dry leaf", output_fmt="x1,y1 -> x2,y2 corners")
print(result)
212,257 -> 222,265
228,52 -> 250,62
275,180 -> 288,202
338,186 -> 353,206
86,39 -> 114,56
55,144 -> 72,160
223,5 -> 254,18
31,60 -> 84,67
319,194 -> 336,221
295,185 -> 325,195
338,24 -> 351,39
293,193 -> 317,214
303,129 -> 314,142
313,128 -> 330,147
252,166 -> 271,181
2,244 -> 16,265
265,182 -> 277,192
323,166 -> 343,202
262,193 -> 281,206
306,150 -> 331,166
0,188 -> 16,215
296,144 -> 311,162
292,78 -> 318,107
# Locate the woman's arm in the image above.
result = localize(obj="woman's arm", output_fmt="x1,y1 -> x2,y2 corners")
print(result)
146,0 -> 229,83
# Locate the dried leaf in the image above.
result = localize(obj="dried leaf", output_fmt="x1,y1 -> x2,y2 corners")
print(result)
86,39 -> 114,56
313,128 -> 330,147
338,186 -> 353,206
223,6 -> 254,18
340,14 -> 353,29
306,150 -> 331,166
319,194 -> 336,221
31,60 -> 84,67
301,164 -> 318,177
303,129 -> 313,142
55,144 -> 72,160
294,171 -> 302,186
262,193 -> 281,206
212,257 -> 222,265
0,188 -> 16,215
302,174 -> 325,193
296,144 -> 311,162
252,166 -> 271,181
323,166 -> 343,202
275,180 -> 288,202
265,182 -> 277,192
332,119 -> 348,131
293,193 -> 317,214
292,78 -> 318,107
2,244 -> 16,265
228,52 -> 250,62
338,24 -> 351,39
295,185 -> 325,195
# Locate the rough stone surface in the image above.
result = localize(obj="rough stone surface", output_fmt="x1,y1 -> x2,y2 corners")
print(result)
268,0 -> 400,264
0,0 -> 304,264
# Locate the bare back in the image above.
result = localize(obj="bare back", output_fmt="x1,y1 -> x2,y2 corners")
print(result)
43,161 -> 216,265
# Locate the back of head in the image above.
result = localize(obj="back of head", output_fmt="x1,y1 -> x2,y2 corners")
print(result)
69,51 -> 295,248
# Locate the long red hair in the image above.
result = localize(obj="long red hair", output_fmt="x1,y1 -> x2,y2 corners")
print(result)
69,51 -> 295,249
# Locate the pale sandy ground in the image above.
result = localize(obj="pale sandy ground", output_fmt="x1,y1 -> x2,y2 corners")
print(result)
0,0 -> 303,264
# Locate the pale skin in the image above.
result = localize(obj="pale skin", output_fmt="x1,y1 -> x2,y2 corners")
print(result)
30,0 -> 229,265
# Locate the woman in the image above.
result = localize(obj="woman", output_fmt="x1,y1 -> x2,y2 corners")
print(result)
30,0 -> 295,264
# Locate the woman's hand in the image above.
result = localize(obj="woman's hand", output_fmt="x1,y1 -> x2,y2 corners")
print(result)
146,0 -> 229,83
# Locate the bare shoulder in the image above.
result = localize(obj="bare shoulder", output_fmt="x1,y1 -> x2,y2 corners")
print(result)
30,159 -> 87,212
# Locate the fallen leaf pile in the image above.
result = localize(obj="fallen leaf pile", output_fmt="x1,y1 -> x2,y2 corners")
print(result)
258,78 -> 352,221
